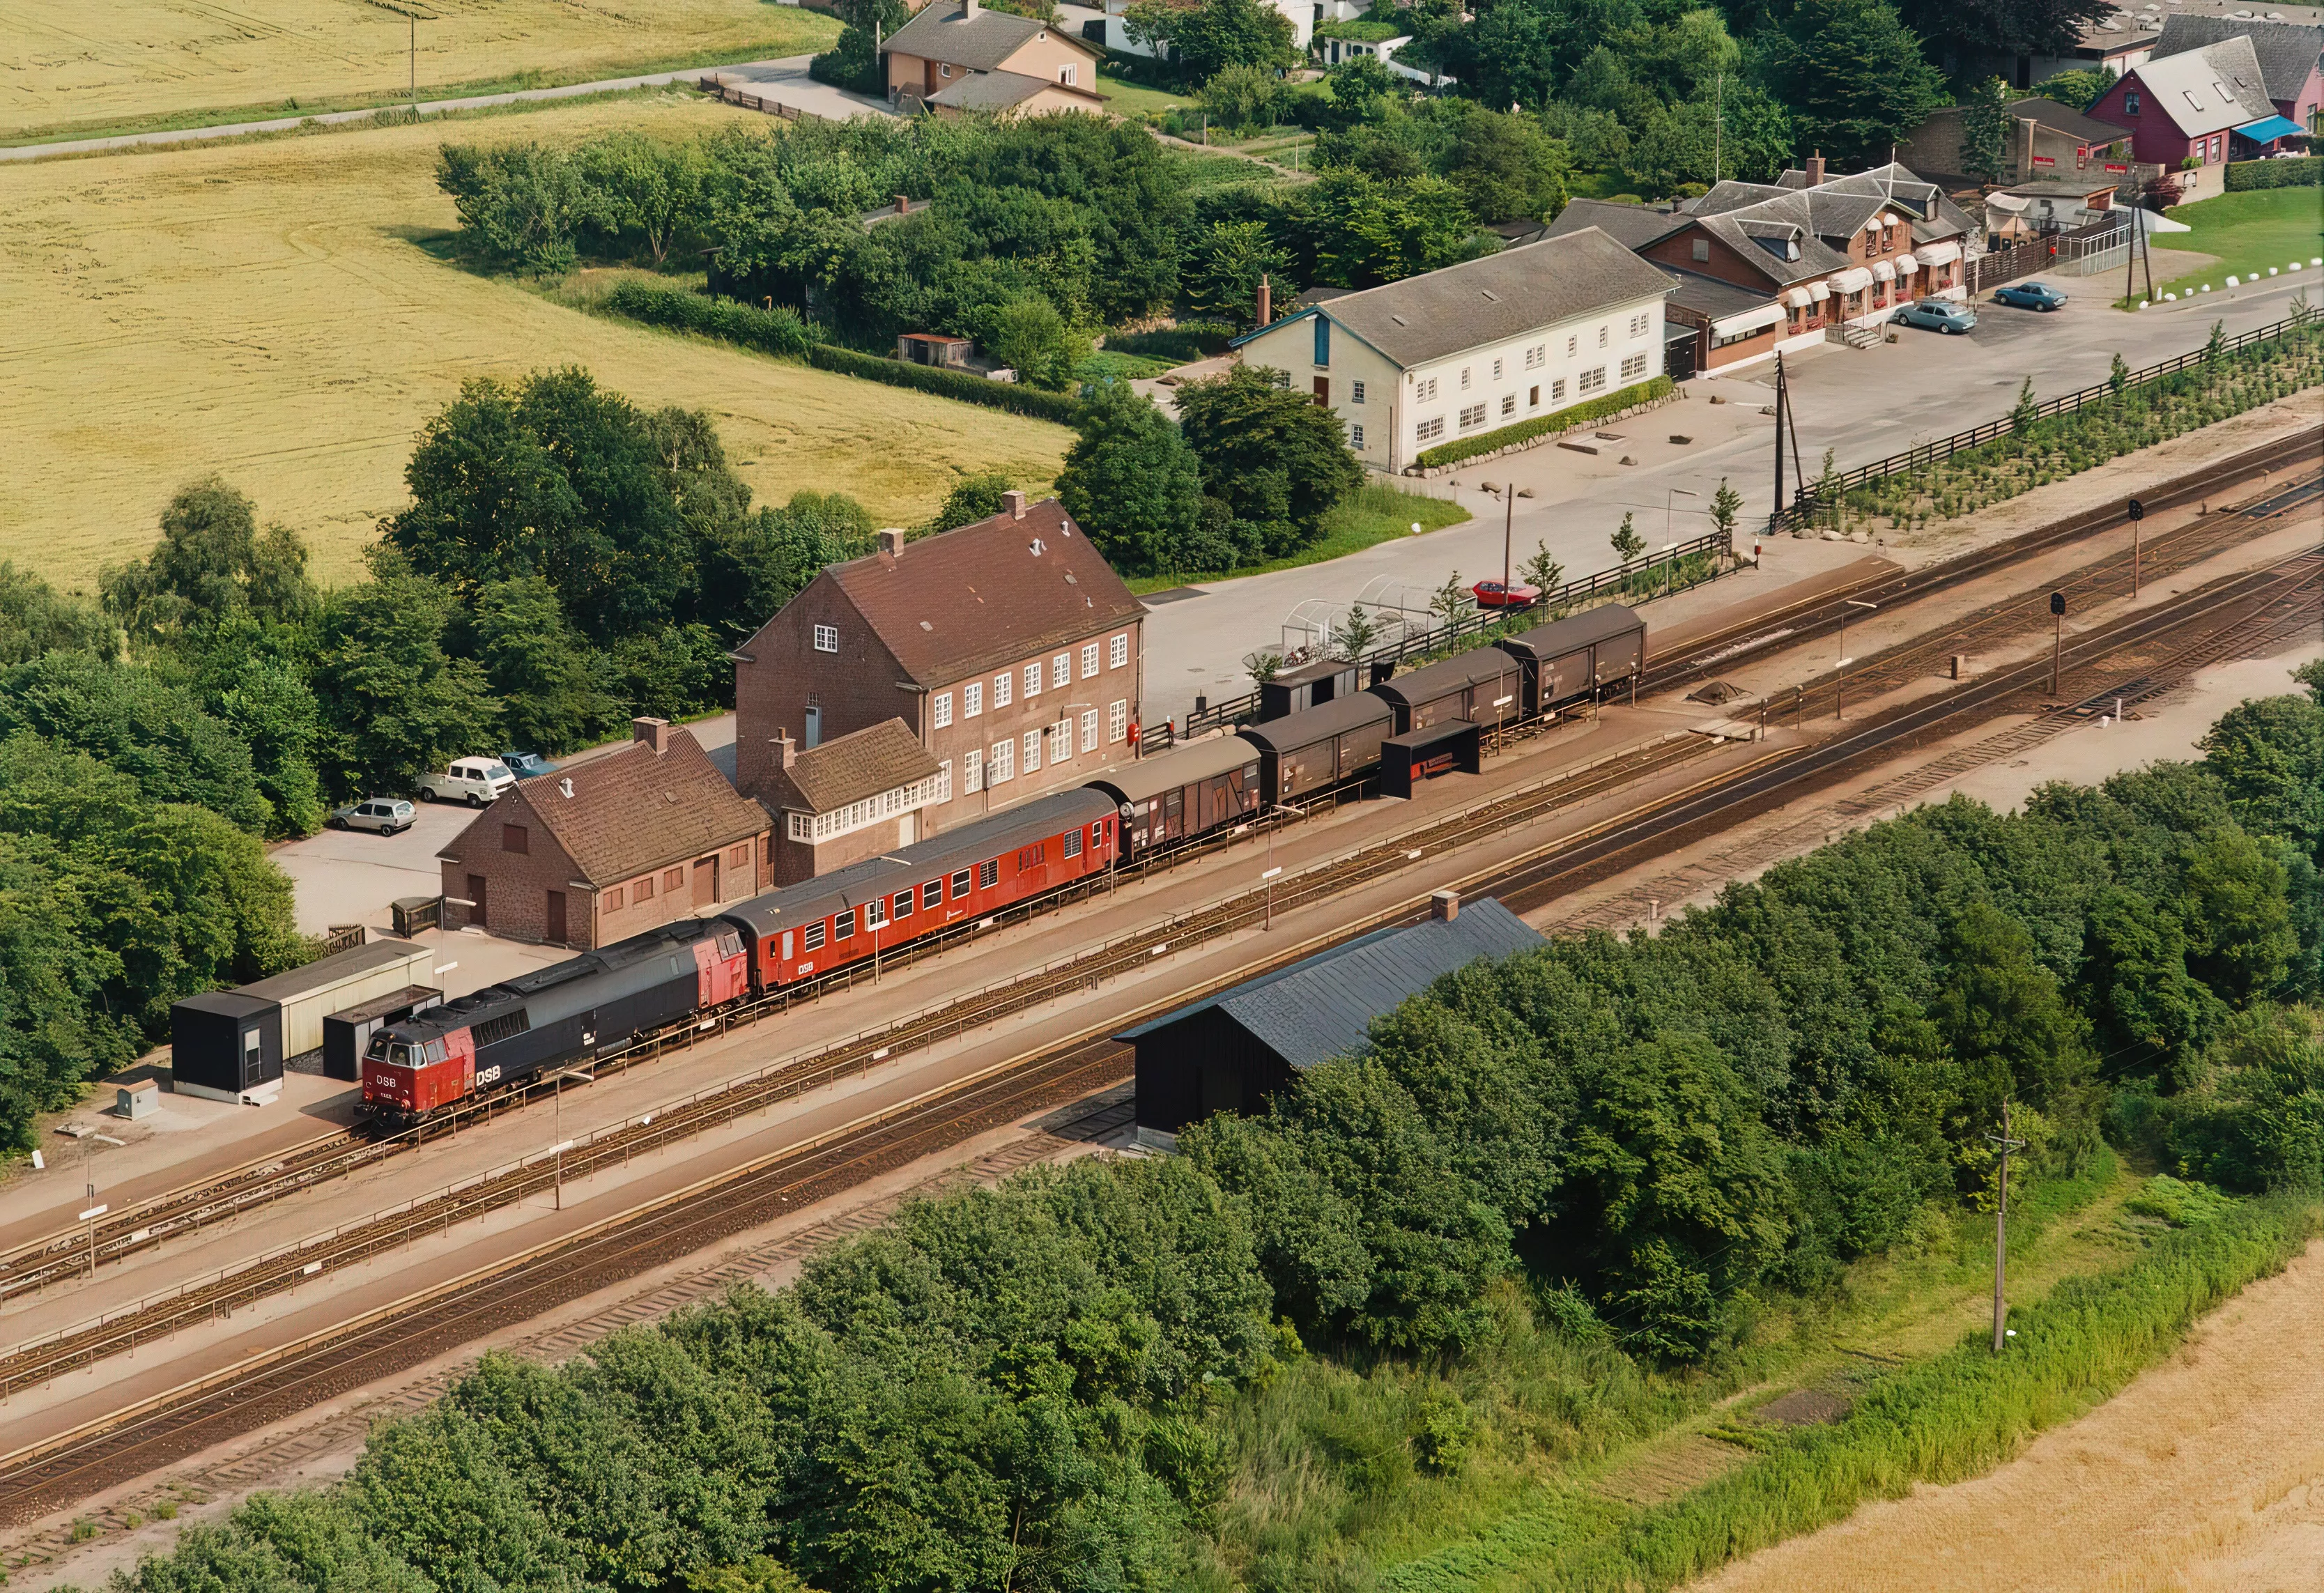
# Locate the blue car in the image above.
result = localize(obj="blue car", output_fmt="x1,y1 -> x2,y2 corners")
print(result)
1992,281 -> 2068,311
1892,298 -> 1978,334
500,751 -> 560,780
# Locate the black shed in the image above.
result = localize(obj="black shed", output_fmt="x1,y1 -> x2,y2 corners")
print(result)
1124,893 -> 1544,1134
169,992 -> 284,1104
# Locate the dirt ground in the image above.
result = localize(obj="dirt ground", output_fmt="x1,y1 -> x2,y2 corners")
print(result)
1690,1237 -> 2324,1593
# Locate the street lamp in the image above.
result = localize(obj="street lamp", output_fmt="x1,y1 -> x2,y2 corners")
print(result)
1478,481 -> 1537,597
1261,803 -> 1298,929
544,1068 -> 593,1211
79,1131 -> 124,1279
1838,598 -> 1877,718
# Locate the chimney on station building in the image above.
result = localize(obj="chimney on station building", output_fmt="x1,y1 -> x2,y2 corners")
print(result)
1805,150 -> 1826,186
1431,889 -> 1461,923
633,716 -> 670,755
878,528 -> 907,558
1257,272 -> 1272,326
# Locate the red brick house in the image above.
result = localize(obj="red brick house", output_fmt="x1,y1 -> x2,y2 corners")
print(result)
2088,36 -> 2291,199
733,493 -> 1146,835
758,717 -> 946,885
437,719 -> 770,948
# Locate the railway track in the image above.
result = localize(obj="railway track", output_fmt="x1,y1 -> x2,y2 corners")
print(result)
10,436 -> 2316,1306
0,539 -> 2312,1521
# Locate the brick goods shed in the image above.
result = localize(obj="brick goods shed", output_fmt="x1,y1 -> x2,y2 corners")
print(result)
1125,893 -> 1544,1135
437,719 -> 770,949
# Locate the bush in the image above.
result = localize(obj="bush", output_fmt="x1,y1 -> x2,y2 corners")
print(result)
1415,376 -> 1675,468
605,280 -> 815,357
2226,155 -> 2324,191
1105,322 -> 1238,362
803,344 -> 1086,424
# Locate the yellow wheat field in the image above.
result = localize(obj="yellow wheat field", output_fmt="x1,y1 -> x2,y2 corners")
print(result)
0,95 -> 1070,591
1,0 -> 836,139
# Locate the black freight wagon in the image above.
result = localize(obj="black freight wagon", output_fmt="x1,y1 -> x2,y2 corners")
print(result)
1495,603 -> 1647,716
1239,693 -> 1395,802
1371,645 -> 1527,735
1089,737 -> 1263,856
1256,658 -> 1362,722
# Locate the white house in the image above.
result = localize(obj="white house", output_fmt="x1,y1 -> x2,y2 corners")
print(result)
1230,227 -> 1677,475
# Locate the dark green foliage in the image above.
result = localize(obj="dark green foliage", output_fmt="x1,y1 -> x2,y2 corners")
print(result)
2203,691 -> 2324,868
436,141 -> 583,275
1753,0 -> 1946,167
1054,383 -> 1208,576
1102,322 -> 1236,362
102,477 -> 319,646
472,577 -> 622,755
1125,0 -> 1298,83
0,562 -> 114,667
0,652 -> 271,833
312,569 -> 501,801
1960,77 -> 2012,185
919,471 -> 1018,536
2162,1007 -> 2324,1192
2028,65 -> 2117,111
1173,364 -> 1364,558
802,343 -> 1086,423
108,1491 -> 431,1593
809,0 -> 907,95
604,280 -> 814,357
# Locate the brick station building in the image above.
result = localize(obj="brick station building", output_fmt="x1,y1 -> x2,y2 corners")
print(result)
437,718 -> 770,948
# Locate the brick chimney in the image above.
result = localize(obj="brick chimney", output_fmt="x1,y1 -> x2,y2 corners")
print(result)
775,730 -> 796,771
633,716 -> 670,755
1431,888 -> 1460,923
1805,150 -> 1826,187
1257,272 -> 1272,326
1001,488 -> 1027,518
894,193 -> 910,215
878,528 -> 907,558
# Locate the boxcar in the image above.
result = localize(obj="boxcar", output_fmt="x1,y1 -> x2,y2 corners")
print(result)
1238,693 -> 1395,802
1370,645 -> 1526,736
1496,603 -> 1647,716
721,788 -> 1118,988
1256,658 -> 1362,723
1088,736 -> 1263,856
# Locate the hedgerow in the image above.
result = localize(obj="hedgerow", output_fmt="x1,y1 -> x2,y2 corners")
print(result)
1415,375 -> 1675,469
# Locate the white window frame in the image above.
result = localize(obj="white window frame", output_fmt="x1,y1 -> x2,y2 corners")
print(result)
1080,642 -> 1099,679
1566,335 -> 1577,356
994,671 -> 1013,708
811,624 -> 838,653
964,748 -> 984,792
1458,403 -> 1486,431
1551,377 -> 1567,403
1620,352 -> 1648,382
864,897 -> 888,930
933,691 -> 953,729
1108,699 -> 1128,743
1109,633 -> 1128,669
1059,63 -> 1076,84
1022,728 -> 1041,774
964,681 -> 983,718
990,739 -> 1014,784
1598,325 -> 1608,348
1049,718 -> 1072,762
1630,313 -> 1650,337
1024,662 -> 1042,699
1500,394 -> 1516,417
1459,366 -> 1472,390
1491,357 -> 1504,379
1079,707 -> 1098,752
1051,653 -> 1070,689
1578,367 -> 1607,395
1417,415 -> 1445,443
1350,423 -> 1366,449
1351,379 -> 1367,403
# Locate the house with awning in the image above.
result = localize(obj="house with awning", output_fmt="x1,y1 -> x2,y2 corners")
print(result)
2152,13 -> 2323,134
2088,36 -> 2304,199
1602,157 -> 1976,370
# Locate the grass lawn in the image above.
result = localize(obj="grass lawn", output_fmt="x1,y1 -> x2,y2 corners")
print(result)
0,93 -> 1068,590
1125,482 -> 1469,594
2144,187 -> 2324,300
1091,69 -> 1192,121
0,0 -> 836,144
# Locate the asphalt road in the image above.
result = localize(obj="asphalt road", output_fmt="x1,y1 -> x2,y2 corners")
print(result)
1141,271 -> 2323,723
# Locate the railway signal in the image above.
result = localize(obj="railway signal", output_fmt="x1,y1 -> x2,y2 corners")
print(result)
2127,498 -> 2144,596
2050,590 -> 2067,695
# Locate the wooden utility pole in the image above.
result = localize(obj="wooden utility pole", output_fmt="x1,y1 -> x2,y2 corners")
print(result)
1989,1102 -> 2026,1354
1771,354 -> 1787,528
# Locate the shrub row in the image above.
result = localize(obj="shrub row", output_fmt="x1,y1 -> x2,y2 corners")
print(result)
803,343 -> 1087,424
2226,155 -> 2324,190
604,279 -> 815,357
1415,375 -> 1676,468
1103,320 -> 1238,361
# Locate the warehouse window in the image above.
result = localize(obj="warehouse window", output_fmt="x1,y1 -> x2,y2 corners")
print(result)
964,681 -> 983,717
1350,424 -> 1365,449
1024,662 -> 1042,699
1022,728 -> 1041,774
1417,415 -> 1445,443
604,886 -> 624,911
1551,378 -> 1567,403
1459,403 -> 1486,430
1049,719 -> 1072,762
502,824 -> 529,854
1598,324 -> 1608,348
934,691 -> 953,728
1578,367 -> 1607,394
1524,344 -> 1544,369
1052,653 -> 1070,689
1620,352 -> 1648,381
664,866 -> 684,892
635,875 -> 655,901
1692,238 -> 1710,262
1629,313 -> 1650,337
1459,366 -> 1471,390
1351,379 -> 1367,403
803,921 -> 825,952
1501,394 -> 1516,417
1109,633 -> 1129,669
990,738 -> 1014,783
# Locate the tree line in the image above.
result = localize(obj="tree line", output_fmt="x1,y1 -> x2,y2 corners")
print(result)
91,675 -> 2324,1586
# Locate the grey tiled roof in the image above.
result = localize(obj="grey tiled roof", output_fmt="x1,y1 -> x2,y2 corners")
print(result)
926,68 -> 1102,109
1542,198 -> 1690,251
2131,36 -> 2280,134
2154,15 -> 2324,102
1118,897 -> 1545,1068
2006,95 -> 2135,145
1677,161 -> 1973,288
1268,227 -> 1675,370
884,2 -> 1081,70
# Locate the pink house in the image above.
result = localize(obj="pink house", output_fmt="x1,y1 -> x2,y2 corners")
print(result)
2088,36 -> 2300,197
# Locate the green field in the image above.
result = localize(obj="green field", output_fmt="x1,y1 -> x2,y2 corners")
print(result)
2146,187 -> 2324,300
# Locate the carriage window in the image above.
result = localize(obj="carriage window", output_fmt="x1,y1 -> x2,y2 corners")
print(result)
803,921 -> 826,951
1063,827 -> 1083,859
923,879 -> 944,909
835,909 -> 856,939
893,888 -> 914,919
951,868 -> 971,898
978,859 -> 999,889
864,898 -> 887,930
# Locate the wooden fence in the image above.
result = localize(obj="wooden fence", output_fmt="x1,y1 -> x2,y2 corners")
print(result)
1772,310 -> 2314,531
698,76 -> 818,119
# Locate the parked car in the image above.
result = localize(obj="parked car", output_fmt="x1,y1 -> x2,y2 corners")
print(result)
500,751 -> 559,780
1892,299 -> 1978,334
415,759 -> 516,806
329,798 -> 416,835
1992,281 -> 2068,311
1471,579 -> 1544,609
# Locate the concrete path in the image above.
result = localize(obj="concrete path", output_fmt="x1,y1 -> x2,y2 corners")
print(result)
0,54 -> 891,164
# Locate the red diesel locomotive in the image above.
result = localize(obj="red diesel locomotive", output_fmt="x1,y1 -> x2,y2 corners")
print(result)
361,790 -> 1117,1123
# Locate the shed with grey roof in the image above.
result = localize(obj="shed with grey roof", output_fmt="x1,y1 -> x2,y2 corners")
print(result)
1125,893 -> 1544,1132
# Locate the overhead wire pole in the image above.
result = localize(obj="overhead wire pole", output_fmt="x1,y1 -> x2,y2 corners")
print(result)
1989,1102 -> 2027,1354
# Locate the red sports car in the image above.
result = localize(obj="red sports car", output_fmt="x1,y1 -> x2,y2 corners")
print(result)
1471,579 -> 1543,608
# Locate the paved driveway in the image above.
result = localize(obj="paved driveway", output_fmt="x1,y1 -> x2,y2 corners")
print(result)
1140,272 -> 2318,723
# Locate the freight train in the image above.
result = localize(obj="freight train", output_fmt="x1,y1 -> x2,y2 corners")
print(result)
359,604 -> 1644,1124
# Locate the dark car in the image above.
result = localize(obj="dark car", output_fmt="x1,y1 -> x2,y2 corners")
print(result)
1892,298 -> 1978,334
500,751 -> 559,779
1992,281 -> 2068,311
1471,579 -> 1544,609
